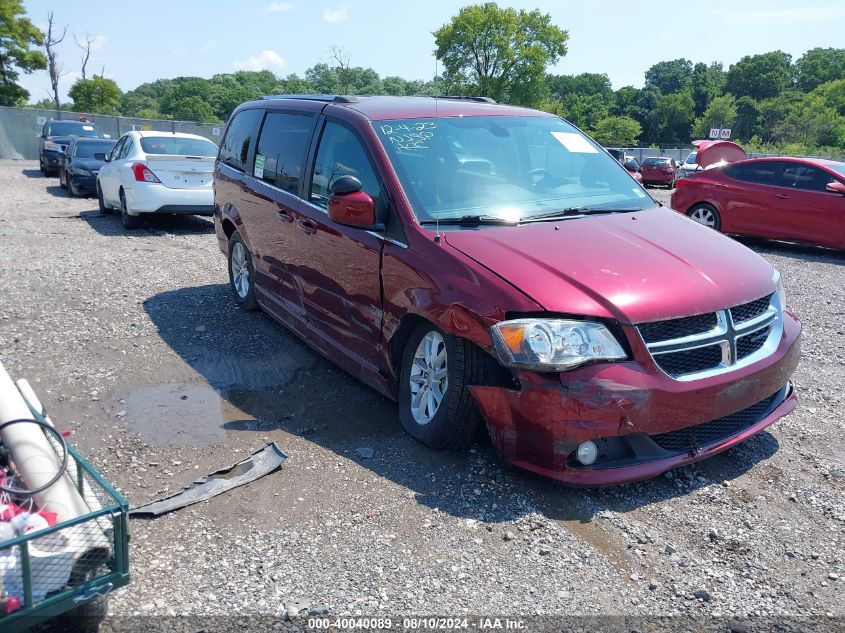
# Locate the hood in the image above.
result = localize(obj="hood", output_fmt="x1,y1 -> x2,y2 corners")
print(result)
443,208 -> 775,324
70,158 -> 106,172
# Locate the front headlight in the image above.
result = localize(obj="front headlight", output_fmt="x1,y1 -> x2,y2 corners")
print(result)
490,319 -> 627,371
773,269 -> 786,309
70,168 -> 93,177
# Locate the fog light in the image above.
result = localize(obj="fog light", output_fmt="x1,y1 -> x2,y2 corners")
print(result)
576,440 -> 598,466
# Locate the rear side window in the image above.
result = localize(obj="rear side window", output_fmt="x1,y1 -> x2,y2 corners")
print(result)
310,122 -> 381,210
780,164 -> 836,193
254,112 -> 314,194
140,136 -> 217,156
220,109 -> 263,172
119,138 -> 134,159
725,162 -> 779,185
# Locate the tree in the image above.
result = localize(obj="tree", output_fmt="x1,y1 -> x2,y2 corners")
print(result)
0,0 -> 47,106
725,51 -> 792,101
656,90 -> 694,144
611,85 -> 640,119
631,85 -> 662,144
591,116 -> 641,146
794,47 -> 845,93
434,2 -> 568,106
168,96 -> 215,122
689,62 -> 725,116
68,75 -> 121,114
44,11 -> 68,110
74,32 -> 95,80
692,94 -> 736,139
644,59 -> 693,95
547,72 -> 612,100
735,96 -> 760,141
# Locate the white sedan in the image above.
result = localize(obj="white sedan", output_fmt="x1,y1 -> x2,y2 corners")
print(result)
96,131 -> 218,229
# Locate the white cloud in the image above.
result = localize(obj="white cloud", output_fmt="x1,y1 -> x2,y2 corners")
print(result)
200,39 -> 218,51
233,50 -> 286,71
265,1 -> 294,11
322,7 -> 347,22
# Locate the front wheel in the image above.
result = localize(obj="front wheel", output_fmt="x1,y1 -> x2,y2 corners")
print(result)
398,323 -> 486,449
687,204 -> 721,231
59,168 -> 67,189
228,232 -> 258,310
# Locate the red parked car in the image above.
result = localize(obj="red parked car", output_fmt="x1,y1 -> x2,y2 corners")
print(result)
672,156 -> 845,250
640,156 -> 679,188
213,95 -> 800,486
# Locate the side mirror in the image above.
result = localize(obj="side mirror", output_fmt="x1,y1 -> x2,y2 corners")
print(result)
104,153 -> 112,162
328,190 -> 376,228
94,152 -> 106,161
825,181 -> 845,195
329,175 -> 363,195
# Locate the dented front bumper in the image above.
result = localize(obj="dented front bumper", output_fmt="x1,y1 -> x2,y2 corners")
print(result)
470,311 -> 801,486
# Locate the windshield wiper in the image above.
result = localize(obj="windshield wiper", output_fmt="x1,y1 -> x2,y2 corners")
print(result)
420,215 -> 520,227
524,207 -> 648,222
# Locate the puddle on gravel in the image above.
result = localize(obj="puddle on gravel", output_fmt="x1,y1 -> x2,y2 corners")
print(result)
122,383 -> 287,447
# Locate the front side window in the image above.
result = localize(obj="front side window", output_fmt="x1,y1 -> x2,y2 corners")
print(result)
109,137 -> 126,161
780,164 -> 837,193
254,112 -> 314,194
310,122 -> 380,210
724,162 -> 779,186
74,140 -> 116,159
220,109 -> 263,172
119,138 -> 134,160
373,116 -> 653,223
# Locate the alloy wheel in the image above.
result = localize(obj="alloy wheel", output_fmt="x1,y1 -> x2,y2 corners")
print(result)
409,331 -> 449,425
230,242 -> 250,299
689,206 -> 717,228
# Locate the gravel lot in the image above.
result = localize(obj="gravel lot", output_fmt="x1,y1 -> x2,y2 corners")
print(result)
0,161 -> 843,629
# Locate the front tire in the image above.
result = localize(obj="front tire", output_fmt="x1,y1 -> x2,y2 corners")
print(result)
59,167 -> 67,189
228,232 -> 258,310
687,203 -> 721,231
398,323 -> 486,449
120,190 -> 143,230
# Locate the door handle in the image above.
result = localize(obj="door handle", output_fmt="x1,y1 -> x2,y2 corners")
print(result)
297,218 -> 317,235
277,208 -> 294,223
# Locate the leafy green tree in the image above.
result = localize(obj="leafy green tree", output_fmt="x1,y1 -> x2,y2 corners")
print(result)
547,72 -> 612,100
591,116 -> 641,146
725,51 -> 793,101
758,92 -> 801,143
692,94 -> 736,139
735,96 -> 760,141
611,85 -> 640,118
689,62 -> 725,116
794,48 -> 845,93
811,79 -> 845,117
644,59 -> 693,95
0,0 -> 47,106
68,75 -> 122,114
434,2 -> 568,106
168,95 -> 216,122
631,85 -> 662,143
656,90 -> 694,144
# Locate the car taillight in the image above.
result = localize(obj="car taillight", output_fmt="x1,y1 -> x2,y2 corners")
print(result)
131,163 -> 161,183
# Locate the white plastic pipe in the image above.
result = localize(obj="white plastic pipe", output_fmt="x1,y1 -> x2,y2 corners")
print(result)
0,361 -> 89,522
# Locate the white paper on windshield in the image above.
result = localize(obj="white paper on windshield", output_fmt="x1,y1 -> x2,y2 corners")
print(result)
550,132 -> 598,153
82,125 -> 94,131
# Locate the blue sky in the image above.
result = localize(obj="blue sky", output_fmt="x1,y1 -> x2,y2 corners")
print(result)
17,0 -> 845,102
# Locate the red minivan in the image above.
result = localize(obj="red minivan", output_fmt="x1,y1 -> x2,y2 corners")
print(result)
213,95 -> 801,486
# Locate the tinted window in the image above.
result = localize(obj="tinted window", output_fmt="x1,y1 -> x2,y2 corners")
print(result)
725,162 -> 779,185
220,109 -> 263,172
643,157 -> 670,166
140,136 -> 217,156
311,122 -> 380,210
47,121 -> 98,137
254,112 -> 314,194
73,140 -> 116,158
780,164 -> 836,192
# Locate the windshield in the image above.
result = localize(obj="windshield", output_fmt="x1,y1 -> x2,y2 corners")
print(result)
685,152 -> 697,165
140,136 -> 218,156
823,161 -> 845,177
373,116 -> 653,223
643,157 -> 669,166
73,140 -> 116,158
47,122 -> 98,138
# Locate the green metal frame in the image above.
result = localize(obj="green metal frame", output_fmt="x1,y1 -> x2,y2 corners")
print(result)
0,414 -> 130,632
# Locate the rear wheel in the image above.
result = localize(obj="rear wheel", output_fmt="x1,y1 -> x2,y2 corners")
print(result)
688,203 -> 721,230
120,190 -> 143,230
228,232 -> 258,310
398,323 -> 486,449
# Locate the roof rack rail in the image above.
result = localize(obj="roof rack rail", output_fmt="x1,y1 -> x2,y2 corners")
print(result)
431,95 -> 497,104
260,94 -> 359,103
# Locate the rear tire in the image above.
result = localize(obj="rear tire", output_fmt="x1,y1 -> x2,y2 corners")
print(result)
687,203 -> 721,231
398,322 -> 486,449
120,190 -> 143,230
228,232 -> 258,310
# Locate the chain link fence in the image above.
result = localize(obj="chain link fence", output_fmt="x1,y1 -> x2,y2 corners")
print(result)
0,106 -> 224,160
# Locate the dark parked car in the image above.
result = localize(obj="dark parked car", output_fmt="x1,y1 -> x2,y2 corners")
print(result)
58,138 -> 116,197
640,156 -> 679,188
214,95 -> 800,486
38,119 -> 100,175
672,156 -> 845,250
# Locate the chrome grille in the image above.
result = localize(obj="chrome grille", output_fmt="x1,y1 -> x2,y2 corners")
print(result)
650,391 -> 780,453
638,293 -> 782,381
